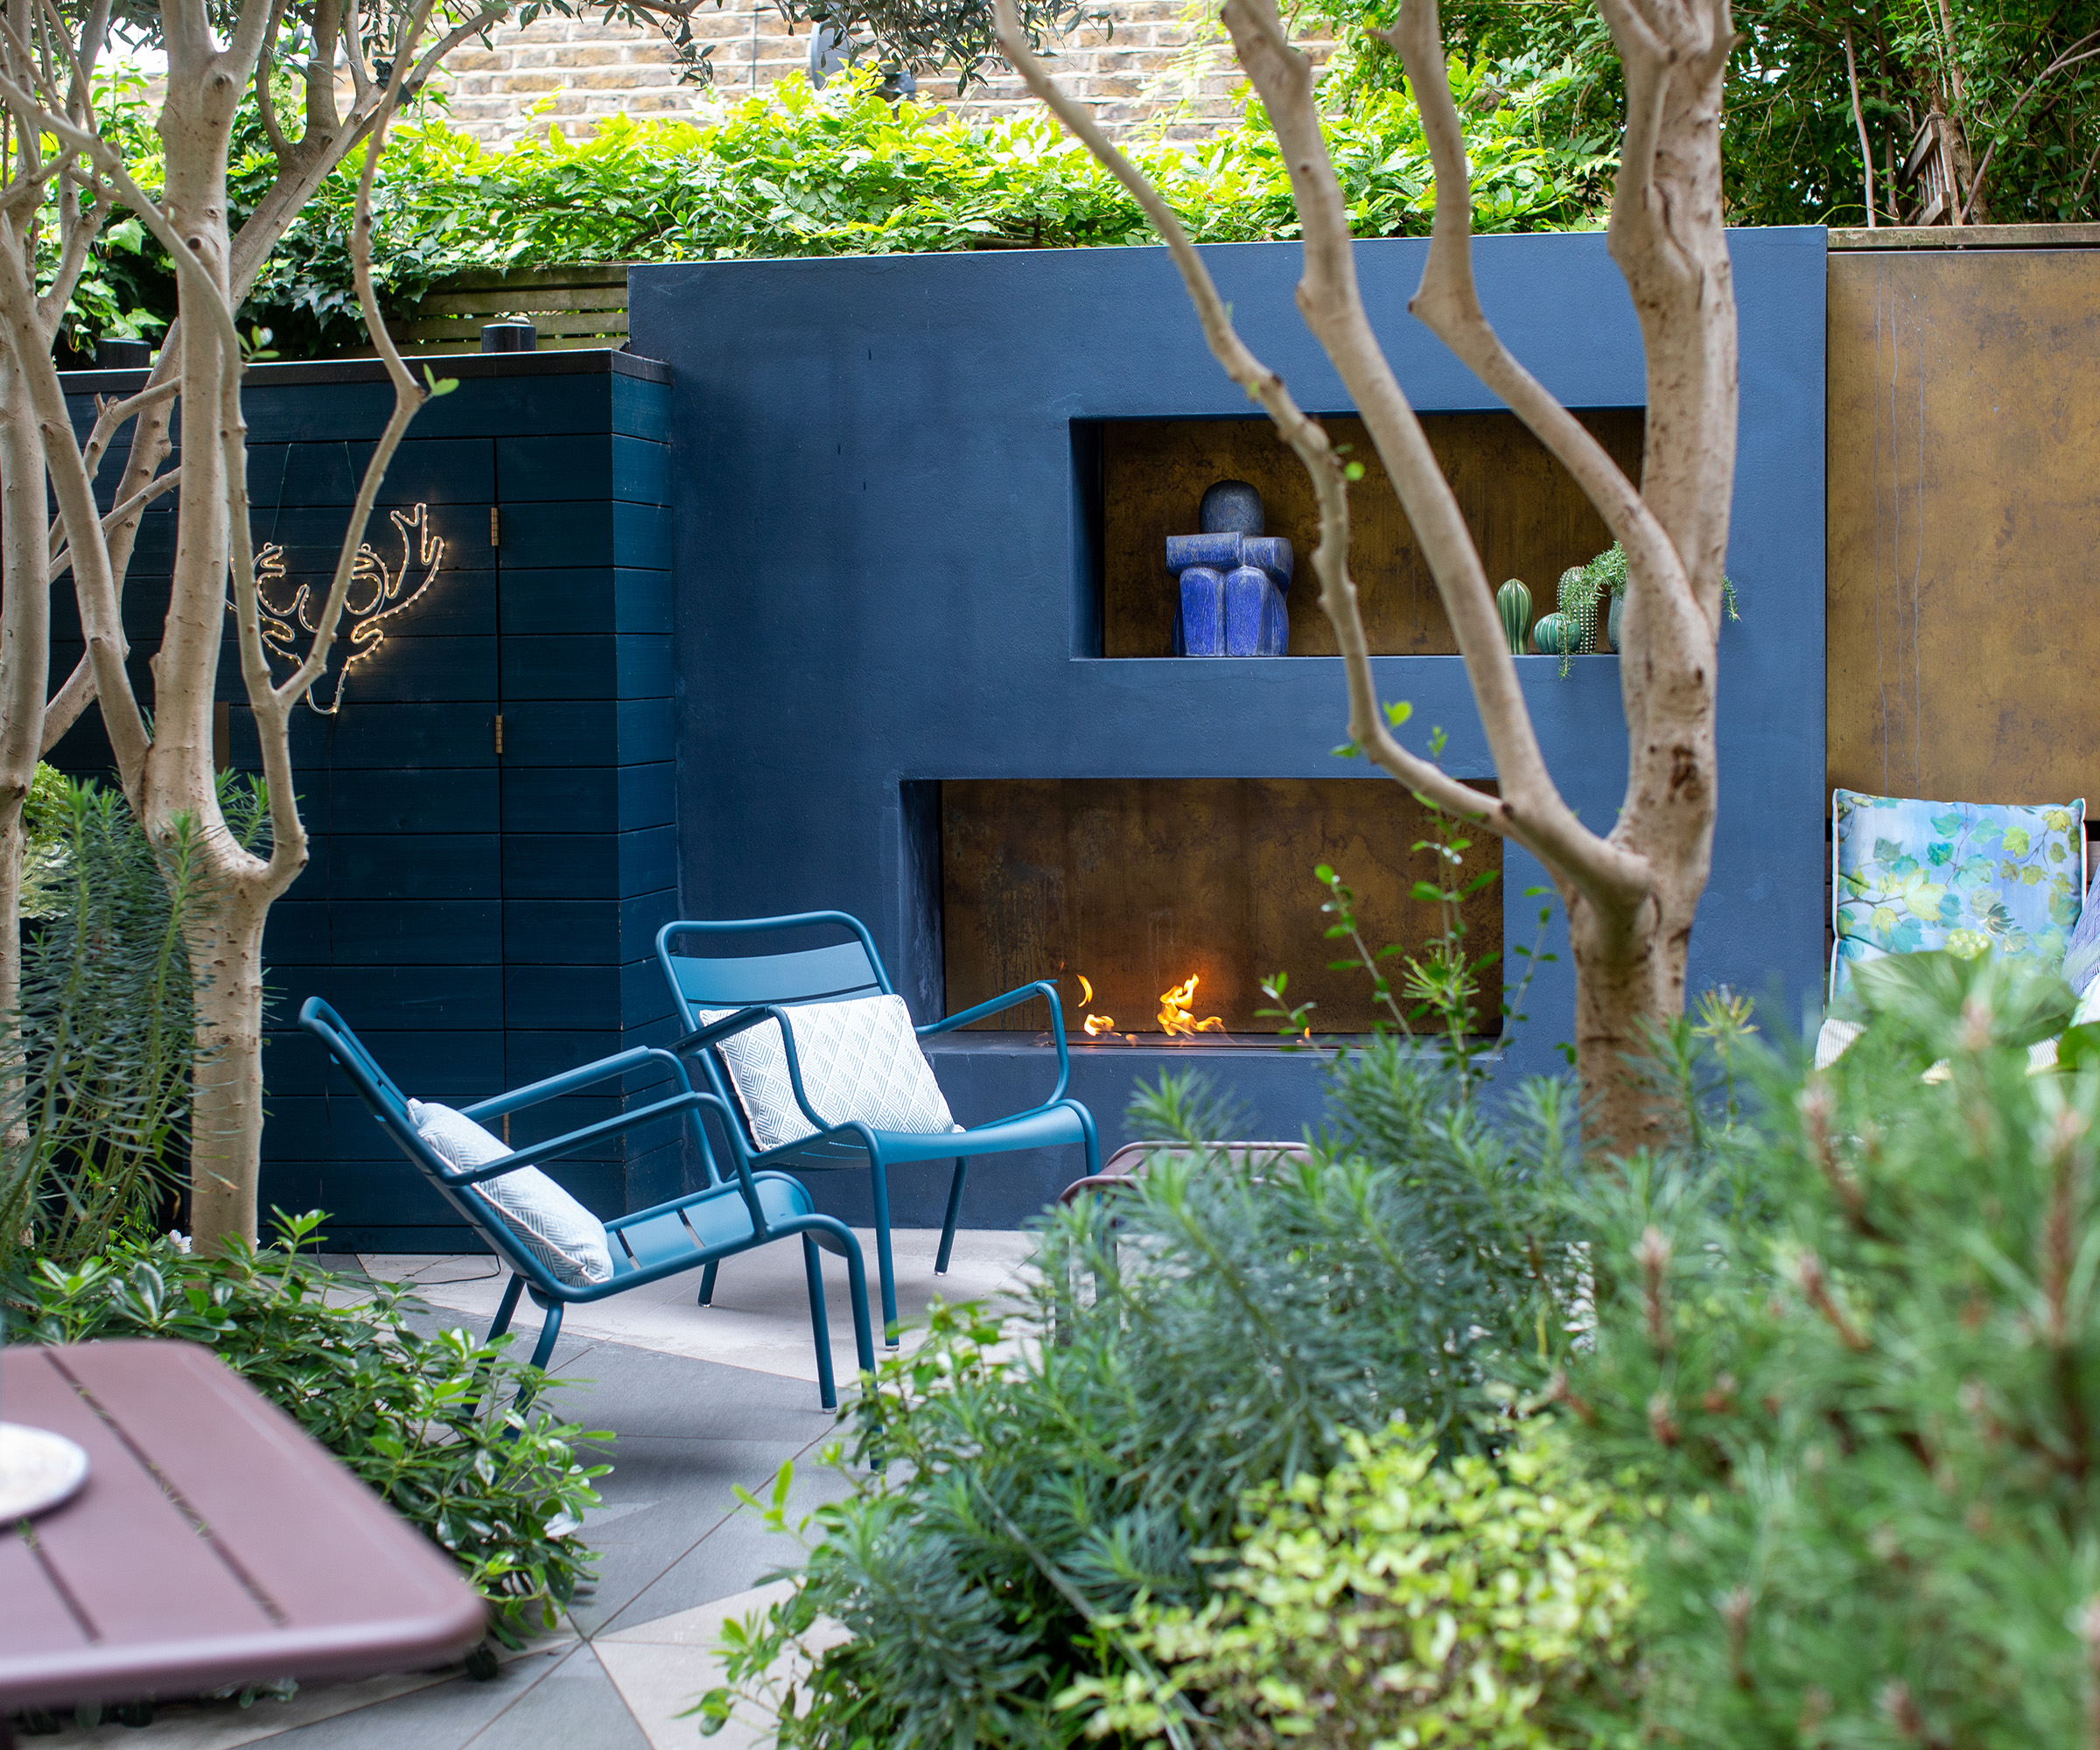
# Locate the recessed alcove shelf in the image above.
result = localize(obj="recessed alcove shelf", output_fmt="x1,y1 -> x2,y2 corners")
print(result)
1077,409 -> 1645,659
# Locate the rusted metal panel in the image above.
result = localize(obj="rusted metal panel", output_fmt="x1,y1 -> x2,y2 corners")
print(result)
941,778 -> 1503,1035
1826,249 -> 2100,806
1101,410 -> 1644,658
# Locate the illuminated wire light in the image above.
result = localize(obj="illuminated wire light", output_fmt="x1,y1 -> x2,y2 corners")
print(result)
242,503 -> 447,716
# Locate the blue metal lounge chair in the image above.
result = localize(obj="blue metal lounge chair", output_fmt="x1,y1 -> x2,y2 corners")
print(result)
298,996 -> 876,1407
654,913 -> 1101,1342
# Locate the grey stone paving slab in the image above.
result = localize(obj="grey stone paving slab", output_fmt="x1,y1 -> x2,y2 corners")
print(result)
462,1648 -> 649,1750
599,1445 -> 864,1634
253,1642 -> 579,1748
564,1434 -> 816,1636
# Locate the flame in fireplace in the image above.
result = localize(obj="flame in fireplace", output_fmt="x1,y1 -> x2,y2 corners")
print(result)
1158,975 -> 1226,1038
1070,972 -> 1224,1039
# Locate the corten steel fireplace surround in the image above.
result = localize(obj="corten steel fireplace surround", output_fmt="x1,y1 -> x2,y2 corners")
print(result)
634,230 -> 1826,1229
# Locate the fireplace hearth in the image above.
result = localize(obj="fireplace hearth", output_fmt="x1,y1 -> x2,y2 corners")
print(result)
940,778 -> 1502,1038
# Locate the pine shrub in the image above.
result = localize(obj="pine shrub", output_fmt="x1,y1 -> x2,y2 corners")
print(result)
1564,951 -> 2100,1746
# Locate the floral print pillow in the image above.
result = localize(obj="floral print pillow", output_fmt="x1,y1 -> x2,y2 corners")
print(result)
1832,789 -> 2086,997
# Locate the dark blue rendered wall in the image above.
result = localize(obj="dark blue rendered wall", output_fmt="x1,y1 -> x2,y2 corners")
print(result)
632,229 -> 1827,1230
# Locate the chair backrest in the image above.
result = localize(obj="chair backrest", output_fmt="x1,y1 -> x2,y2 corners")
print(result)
654,914 -> 894,1138
656,914 -> 892,1014
1830,789 -> 2089,1001
297,996 -> 555,1289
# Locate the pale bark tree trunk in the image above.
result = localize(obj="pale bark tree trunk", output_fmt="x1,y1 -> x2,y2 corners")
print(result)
0,0 -> 506,1253
0,346 -> 47,1134
993,0 -> 1738,1154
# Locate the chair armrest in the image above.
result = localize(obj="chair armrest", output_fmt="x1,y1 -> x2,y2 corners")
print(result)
917,980 -> 1070,1104
670,1004 -> 836,1143
461,1046 -> 693,1124
444,1089 -> 711,1184
667,1004 -> 773,1056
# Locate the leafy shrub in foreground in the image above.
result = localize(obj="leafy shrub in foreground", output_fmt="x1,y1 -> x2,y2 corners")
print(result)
1564,952 -> 2100,1746
5,1212 -> 607,1642
1078,1414 -> 1643,1748
698,1048 -> 1591,1747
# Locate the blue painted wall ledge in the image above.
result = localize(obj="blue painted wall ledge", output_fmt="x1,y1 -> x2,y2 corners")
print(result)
631,228 -> 1828,1228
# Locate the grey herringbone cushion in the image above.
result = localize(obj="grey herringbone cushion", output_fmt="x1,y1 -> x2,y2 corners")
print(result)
410,1099 -> 614,1287
702,994 -> 962,1151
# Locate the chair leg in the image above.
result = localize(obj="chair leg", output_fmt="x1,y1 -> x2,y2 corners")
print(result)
869,1157 -> 900,1345
802,1236 -> 837,1411
838,1231 -> 876,1381
488,1272 -> 525,1343
935,1157 -> 969,1275
697,1260 -> 719,1307
471,1274 -> 528,1418
528,1300 -> 565,1372
504,1301 -> 567,1435
1074,1099 -> 1102,1178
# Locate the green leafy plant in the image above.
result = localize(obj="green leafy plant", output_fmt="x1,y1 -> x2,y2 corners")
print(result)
1074,1413 -> 1644,1748
53,66 -> 1617,356
0,772 -> 251,1270
1562,950 -> 2100,1746
692,1054 -> 1590,1747
4,1211 -> 607,1642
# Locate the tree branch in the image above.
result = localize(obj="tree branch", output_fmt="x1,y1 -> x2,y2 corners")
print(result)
1381,0 -> 1711,672
0,186 -> 147,780
1214,0 -> 1650,907
244,29 -> 434,886
1959,32 -> 2100,220
986,0 -> 1640,878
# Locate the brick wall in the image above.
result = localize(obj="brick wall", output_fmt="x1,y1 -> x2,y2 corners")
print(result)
432,0 -> 1334,146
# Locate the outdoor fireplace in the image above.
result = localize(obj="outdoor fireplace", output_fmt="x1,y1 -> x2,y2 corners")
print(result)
939,778 -> 1502,1037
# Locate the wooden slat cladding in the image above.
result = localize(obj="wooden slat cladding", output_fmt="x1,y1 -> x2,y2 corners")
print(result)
1100,410 -> 1644,658
1826,249 -> 2100,804
940,778 -> 1503,1035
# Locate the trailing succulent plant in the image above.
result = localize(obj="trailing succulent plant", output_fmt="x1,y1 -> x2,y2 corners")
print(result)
1532,564 -> 1599,674
1539,542 -> 1740,677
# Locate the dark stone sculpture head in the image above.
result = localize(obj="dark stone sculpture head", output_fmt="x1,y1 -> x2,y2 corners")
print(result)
1199,479 -> 1264,536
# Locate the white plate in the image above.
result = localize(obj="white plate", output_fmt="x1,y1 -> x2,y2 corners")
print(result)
0,1421 -> 90,1520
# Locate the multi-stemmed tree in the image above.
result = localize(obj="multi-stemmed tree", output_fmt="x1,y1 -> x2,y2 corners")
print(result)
0,0 -> 1099,1254
995,0 -> 1736,1151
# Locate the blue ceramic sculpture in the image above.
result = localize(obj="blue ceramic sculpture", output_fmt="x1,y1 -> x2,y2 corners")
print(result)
1168,480 -> 1292,656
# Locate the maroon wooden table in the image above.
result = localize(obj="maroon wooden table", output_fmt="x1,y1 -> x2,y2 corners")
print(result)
0,1340 -> 486,1723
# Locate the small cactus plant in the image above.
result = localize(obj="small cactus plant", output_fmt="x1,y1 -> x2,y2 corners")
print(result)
1531,612 -> 1579,656
1553,566 -> 1600,675
1495,578 -> 1531,655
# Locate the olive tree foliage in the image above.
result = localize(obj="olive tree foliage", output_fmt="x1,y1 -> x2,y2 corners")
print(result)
994,0 -> 1734,1153
0,0 -> 1086,1255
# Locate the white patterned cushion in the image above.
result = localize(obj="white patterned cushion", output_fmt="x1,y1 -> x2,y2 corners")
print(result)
410,1099 -> 614,1287
701,994 -> 963,1151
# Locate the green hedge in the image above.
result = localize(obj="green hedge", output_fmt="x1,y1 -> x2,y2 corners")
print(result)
225,63 -> 1610,352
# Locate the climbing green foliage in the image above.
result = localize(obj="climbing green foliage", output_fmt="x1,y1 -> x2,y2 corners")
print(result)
1312,0 -> 2100,226
65,66 -> 1615,356
1073,1415 -> 1644,1748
